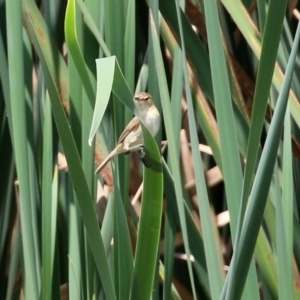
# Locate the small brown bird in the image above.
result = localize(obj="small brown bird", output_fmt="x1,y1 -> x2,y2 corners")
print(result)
95,92 -> 160,174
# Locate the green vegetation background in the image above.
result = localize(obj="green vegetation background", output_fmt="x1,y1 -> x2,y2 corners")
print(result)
1,0 -> 300,299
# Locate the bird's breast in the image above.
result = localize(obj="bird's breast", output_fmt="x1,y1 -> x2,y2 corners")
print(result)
143,110 -> 160,137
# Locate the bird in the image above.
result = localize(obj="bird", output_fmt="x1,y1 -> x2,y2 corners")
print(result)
95,92 -> 160,174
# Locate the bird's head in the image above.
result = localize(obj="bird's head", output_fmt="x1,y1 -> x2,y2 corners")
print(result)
134,92 -> 154,111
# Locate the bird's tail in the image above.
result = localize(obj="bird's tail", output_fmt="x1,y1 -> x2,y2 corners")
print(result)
95,146 -> 120,174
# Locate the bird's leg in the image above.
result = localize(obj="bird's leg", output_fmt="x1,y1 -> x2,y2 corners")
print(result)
125,144 -> 144,153
125,145 -> 145,160
126,144 -> 152,168
125,144 -> 147,164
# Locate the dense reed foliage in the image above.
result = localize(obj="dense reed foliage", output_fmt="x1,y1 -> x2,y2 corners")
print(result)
1,0 -> 300,299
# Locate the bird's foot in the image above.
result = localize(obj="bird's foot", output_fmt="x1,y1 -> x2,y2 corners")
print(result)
137,146 -> 146,158
134,146 -> 152,168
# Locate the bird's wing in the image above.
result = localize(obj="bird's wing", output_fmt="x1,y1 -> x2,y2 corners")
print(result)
117,116 -> 140,143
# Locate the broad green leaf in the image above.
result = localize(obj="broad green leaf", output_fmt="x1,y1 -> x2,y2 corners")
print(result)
7,1 -> 39,297
65,0 -> 95,105
130,125 -> 163,299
